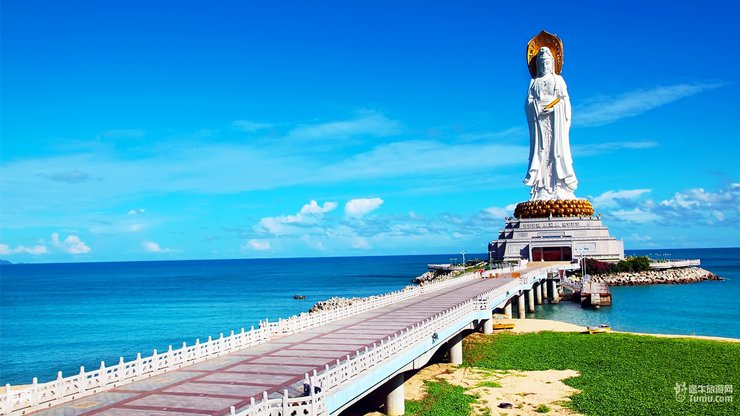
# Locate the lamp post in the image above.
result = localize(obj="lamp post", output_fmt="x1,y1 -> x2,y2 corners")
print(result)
575,247 -> 588,279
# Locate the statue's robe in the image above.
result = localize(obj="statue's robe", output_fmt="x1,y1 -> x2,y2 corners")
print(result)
524,73 -> 577,200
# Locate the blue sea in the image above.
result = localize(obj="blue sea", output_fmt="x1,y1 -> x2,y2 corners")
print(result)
1,248 -> 738,385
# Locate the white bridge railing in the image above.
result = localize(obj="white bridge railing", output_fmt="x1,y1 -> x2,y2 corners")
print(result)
231,275 -> 502,416
3,272 -> 483,415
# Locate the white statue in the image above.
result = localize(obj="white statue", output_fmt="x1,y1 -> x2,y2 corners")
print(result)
524,46 -> 578,200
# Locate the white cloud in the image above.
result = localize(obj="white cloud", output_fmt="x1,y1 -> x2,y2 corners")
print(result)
574,141 -> 658,156
592,189 -> 652,208
601,183 -> 739,229
345,198 -> 384,217
628,233 -> 653,242
142,241 -> 173,253
128,208 -> 146,215
51,233 -> 91,254
0,243 -> 49,255
245,239 -> 271,251
233,120 -> 273,132
482,203 -> 518,219
257,200 -> 337,235
659,187 -> 735,208
324,140 -> 527,181
575,82 -> 724,127
482,206 -> 509,219
285,111 -> 400,141
351,237 -> 370,249
610,208 -> 661,223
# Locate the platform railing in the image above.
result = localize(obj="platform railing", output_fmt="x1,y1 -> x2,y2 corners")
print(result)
3,271 -> 483,415
232,281 -> 502,416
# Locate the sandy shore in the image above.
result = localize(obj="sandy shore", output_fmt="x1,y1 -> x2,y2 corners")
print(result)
366,363 -> 582,416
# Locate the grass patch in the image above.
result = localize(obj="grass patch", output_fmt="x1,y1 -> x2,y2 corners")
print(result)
476,380 -> 502,388
463,332 -> 740,416
405,380 -> 476,416
536,404 -> 551,413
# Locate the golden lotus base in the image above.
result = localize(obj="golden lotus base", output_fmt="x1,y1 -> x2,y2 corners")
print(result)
514,199 -> 594,219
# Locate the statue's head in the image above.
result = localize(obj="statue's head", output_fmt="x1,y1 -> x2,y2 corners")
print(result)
537,47 -> 554,76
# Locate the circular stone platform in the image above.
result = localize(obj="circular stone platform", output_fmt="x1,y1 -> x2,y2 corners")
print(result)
514,199 -> 594,218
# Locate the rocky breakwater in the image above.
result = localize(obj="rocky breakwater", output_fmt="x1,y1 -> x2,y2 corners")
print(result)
590,267 -> 721,286
412,271 -> 456,284
308,286 -> 415,313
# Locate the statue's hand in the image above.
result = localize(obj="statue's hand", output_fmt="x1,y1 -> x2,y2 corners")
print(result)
542,107 -> 554,114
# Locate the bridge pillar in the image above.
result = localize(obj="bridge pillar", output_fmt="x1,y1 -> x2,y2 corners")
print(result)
517,293 -> 525,318
386,373 -> 405,416
504,301 -> 513,318
534,282 -> 543,305
483,317 -> 494,334
549,280 -> 560,302
543,279 -> 550,299
526,289 -> 535,313
449,333 -> 463,365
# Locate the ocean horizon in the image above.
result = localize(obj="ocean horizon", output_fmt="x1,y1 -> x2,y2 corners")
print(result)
1,247 -> 738,386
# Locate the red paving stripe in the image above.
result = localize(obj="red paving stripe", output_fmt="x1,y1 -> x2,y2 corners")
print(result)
175,380 -> 294,387
136,391 -> 247,400
117,405 -> 215,414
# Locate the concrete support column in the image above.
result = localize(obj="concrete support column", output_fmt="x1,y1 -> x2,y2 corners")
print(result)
483,318 -> 494,334
517,293 -> 526,319
543,279 -> 550,300
534,283 -> 542,305
386,373 -> 405,416
449,333 -> 463,365
539,282 -> 545,303
526,289 -> 535,313
504,302 -> 513,318
551,280 -> 560,302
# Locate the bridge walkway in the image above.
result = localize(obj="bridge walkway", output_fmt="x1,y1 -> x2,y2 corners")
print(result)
30,277 -> 517,416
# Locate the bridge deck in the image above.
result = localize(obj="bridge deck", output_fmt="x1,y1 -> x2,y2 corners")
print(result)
31,277 -> 516,416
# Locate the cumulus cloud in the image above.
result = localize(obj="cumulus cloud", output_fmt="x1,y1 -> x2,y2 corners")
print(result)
345,198 -> 384,217
142,241 -> 173,253
575,82 -> 724,127
245,239 -> 271,251
128,208 -> 146,215
482,203 -> 518,219
0,243 -> 49,255
51,233 -> 91,254
610,208 -> 661,223
602,183 -> 739,227
592,189 -> 652,208
257,200 -> 338,235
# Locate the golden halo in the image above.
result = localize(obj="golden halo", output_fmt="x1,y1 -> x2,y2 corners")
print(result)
527,30 -> 564,78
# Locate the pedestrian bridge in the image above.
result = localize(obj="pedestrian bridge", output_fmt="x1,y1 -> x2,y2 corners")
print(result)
4,265 -> 567,416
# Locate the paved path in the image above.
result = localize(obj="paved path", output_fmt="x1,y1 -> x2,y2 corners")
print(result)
32,277 -> 516,416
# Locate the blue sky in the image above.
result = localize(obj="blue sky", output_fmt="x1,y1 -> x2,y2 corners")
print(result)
1,0 -> 738,262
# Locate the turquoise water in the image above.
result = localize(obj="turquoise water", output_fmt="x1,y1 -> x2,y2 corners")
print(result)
532,248 -> 740,338
1,249 -> 738,385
